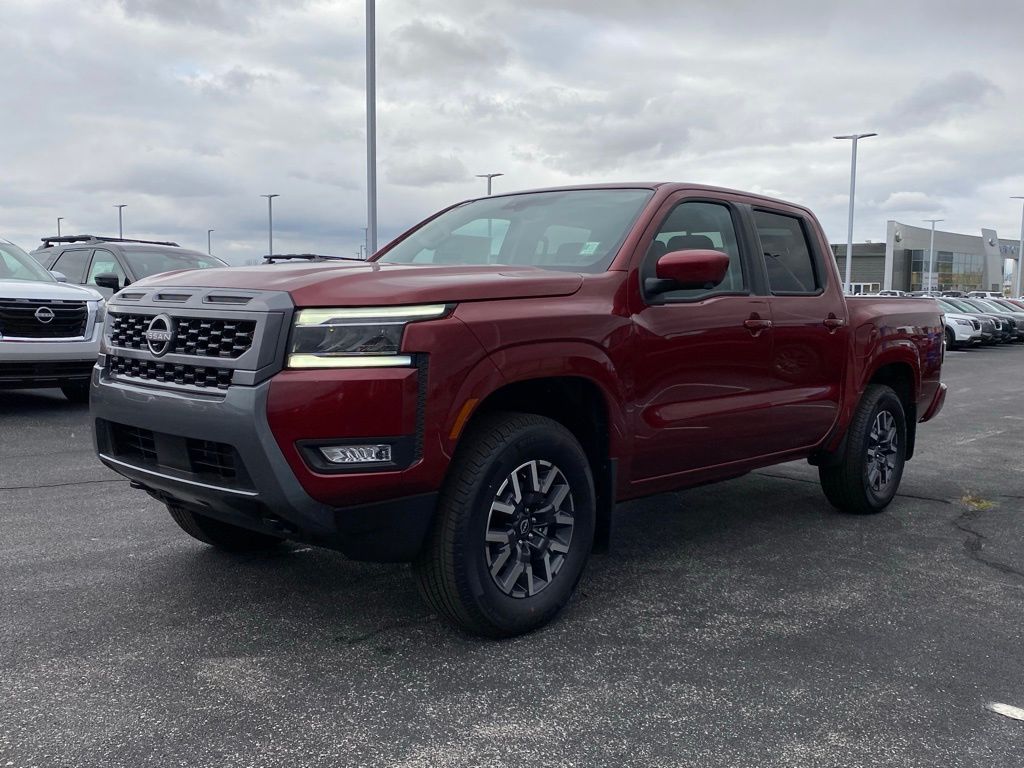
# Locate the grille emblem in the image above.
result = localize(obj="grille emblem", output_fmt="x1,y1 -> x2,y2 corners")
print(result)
34,306 -> 55,324
144,314 -> 175,357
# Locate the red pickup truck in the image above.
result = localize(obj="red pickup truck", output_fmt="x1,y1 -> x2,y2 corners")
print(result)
91,183 -> 946,636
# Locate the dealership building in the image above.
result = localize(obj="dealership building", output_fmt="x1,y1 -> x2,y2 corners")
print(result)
831,220 -> 1021,294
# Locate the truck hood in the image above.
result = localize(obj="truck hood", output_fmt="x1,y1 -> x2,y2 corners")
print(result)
132,262 -> 584,306
0,279 -> 102,302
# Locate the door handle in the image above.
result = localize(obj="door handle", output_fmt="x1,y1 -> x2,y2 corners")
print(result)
743,317 -> 772,336
823,317 -> 846,333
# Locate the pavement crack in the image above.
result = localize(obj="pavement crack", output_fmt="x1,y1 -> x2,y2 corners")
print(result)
333,615 -> 435,646
0,478 -> 124,491
755,472 -> 953,505
953,508 -> 1024,582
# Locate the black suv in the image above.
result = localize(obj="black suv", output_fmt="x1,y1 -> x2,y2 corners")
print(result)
32,235 -> 227,298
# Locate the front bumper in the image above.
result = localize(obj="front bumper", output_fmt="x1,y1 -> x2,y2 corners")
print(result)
0,326 -> 101,388
91,369 -> 437,562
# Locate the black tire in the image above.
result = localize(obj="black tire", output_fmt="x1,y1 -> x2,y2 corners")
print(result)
944,327 -> 957,351
414,412 -> 595,638
167,503 -> 286,552
60,380 -> 90,403
819,384 -> 907,515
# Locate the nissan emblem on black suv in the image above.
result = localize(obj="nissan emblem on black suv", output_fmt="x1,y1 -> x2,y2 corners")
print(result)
144,314 -> 175,357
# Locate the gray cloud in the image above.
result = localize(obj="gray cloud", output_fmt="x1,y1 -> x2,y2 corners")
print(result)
0,0 -> 1023,262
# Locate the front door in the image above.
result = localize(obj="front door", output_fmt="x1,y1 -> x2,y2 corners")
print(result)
629,196 -> 778,483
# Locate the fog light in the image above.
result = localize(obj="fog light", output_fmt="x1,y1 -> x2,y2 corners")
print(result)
319,444 -> 392,464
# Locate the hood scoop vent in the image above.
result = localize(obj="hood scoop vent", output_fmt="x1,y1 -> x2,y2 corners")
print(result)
154,292 -> 192,302
204,294 -> 253,305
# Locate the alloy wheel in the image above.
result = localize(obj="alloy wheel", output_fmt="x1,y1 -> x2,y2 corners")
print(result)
865,410 -> 899,492
484,459 -> 575,598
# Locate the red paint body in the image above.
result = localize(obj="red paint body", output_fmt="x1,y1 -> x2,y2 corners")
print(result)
142,183 -> 946,510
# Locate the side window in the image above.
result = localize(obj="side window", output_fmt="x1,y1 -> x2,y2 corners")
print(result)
753,210 -> 821,295
87,250 -> 127,286
644,201 -> 745,301
52,249 -> 92,283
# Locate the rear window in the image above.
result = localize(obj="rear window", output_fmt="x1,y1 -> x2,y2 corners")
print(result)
753,210 -> 821,295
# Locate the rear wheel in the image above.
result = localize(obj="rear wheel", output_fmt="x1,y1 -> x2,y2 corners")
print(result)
819,384 -> 907,515
167,504 -> 286,552
414,413 -> 595,637
60,380 -> 90,403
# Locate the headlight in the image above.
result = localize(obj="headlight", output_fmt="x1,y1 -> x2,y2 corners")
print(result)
287,304 -> 449,368
94,299 -> 107,324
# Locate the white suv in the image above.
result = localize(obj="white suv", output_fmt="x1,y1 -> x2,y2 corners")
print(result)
0,238 -> 104,402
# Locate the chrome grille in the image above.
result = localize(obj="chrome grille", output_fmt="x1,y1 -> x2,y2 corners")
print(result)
0,299 -> 87,338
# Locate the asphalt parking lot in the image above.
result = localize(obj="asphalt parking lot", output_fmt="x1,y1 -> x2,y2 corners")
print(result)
2,346 -> 1023,768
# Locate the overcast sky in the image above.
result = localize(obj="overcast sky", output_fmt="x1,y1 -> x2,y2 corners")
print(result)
1,0 -> 1022,263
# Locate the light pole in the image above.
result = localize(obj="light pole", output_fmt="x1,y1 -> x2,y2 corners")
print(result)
476,173 -> 504,196
365,0 -> 377,257
261,195 -> 279,257
207,229 -> 214,256
834,133 -> 876,293
56,217 -> 63,237
114,204 -> 127,238
1011,197 -> 1024,297
923,219 -> 944,292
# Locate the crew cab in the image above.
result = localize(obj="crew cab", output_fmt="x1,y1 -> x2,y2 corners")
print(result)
90,183 -> 946,637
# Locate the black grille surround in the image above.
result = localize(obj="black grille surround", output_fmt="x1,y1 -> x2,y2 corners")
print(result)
109,312 -> 256,358
106,354 -> 233,390
0,298 -> 87,338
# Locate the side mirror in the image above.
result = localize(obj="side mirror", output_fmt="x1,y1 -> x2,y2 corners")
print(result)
49,270 -> 68,283
93,273 -> 121,292
647,249 -> 730,294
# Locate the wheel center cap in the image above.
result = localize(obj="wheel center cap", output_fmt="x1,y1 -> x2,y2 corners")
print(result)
518,519 -> 531,536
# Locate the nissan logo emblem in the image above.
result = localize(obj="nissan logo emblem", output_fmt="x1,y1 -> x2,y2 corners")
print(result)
144,314 -> 175,357
34,306 -> 55,324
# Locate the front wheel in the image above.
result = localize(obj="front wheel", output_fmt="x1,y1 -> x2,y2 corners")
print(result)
944,327 -> 957,351
60,380 -> 90,403
819,384 -> 907,515
167,504 -> 286,552
414,412 -> 595,637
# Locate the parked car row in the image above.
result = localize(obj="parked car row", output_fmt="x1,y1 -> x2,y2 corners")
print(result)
1,234 -> 225,400
934,296 -> 1024,349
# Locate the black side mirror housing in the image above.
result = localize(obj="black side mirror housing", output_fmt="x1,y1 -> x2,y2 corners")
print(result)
93,273 -> 121,292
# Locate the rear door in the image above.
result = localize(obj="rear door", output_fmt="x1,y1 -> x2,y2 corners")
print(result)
628,193 -> 777,481
750,207 -> 848,452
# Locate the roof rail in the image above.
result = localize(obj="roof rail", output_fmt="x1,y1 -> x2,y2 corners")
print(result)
38,234 -> 180,248
262,253 -> 363,263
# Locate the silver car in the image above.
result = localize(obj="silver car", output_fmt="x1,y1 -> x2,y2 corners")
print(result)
0,238 -> 104,402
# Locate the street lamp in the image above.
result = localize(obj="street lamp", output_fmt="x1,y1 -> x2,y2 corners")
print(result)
114,204 -> 127,238
56,217 -> 63,237
476,173 -> 504,196
1011,197 -> 1024,297
261,195 -> 279,257
923,219 -> 944,292
207,229 -> 215,256
365,0 -> 377,257
834,133 -> 877,293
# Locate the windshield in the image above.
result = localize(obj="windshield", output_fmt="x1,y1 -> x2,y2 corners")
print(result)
973,299 -> 1009,314
0,240 -> 55,282
377,189 -> 654,273
122,249 -> 227,279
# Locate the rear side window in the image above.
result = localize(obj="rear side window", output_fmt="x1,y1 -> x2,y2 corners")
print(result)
753,210 -> 821,294
52,249 -> 92,283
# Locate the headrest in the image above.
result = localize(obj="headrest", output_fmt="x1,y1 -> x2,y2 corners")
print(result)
667,234 -> 715,252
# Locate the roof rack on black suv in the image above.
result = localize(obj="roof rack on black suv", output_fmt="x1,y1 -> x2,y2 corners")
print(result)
262,253 -> 363,263
38,234 -> 180,249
